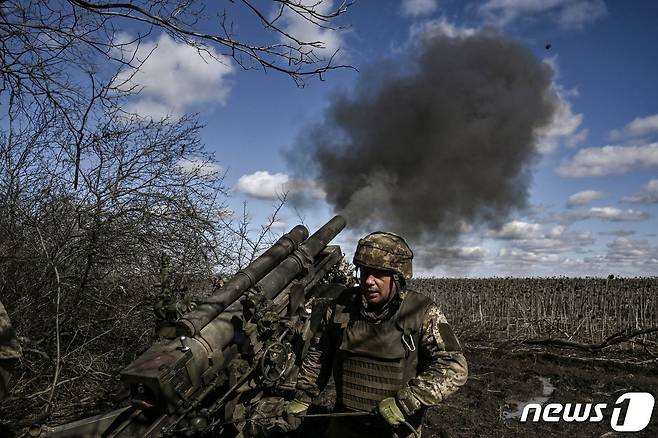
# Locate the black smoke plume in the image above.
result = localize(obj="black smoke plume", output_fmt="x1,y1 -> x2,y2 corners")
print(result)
289,31 -> 558,248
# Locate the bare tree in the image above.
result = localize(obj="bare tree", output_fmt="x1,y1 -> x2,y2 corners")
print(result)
1,107 -> 230,291
1,0 -> 353,189
0,105 -> 245,425
0,0 -> 352,109
0,0 -> 350,426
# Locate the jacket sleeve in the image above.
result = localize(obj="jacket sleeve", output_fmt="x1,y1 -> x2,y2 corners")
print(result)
396,303 -> 468,416
0,302 -> 21,400
293,302 -> 337,404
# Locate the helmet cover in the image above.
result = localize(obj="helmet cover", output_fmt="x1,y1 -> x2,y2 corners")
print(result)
353,231 -> 413,281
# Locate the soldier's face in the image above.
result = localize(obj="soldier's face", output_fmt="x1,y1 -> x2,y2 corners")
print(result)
359,267 -> 395,306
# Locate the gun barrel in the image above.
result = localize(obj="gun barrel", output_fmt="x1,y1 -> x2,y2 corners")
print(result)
259,215 -> 346,300
177,224 -> 309,336
193,216 -> 345,375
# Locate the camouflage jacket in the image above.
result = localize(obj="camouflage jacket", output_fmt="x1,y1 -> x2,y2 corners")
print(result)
1,300 -> 21,400
294,286 -> 468,418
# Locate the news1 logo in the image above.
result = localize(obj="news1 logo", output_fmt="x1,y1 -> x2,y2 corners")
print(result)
520,392 -> 655,432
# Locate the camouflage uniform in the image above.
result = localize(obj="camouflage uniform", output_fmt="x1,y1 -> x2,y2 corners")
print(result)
0,301 -> 21,400
293,232 -> 468,438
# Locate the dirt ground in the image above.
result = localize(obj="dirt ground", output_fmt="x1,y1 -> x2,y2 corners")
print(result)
301,342 -> 658,438
421,344 -> 658,437
3,342 -> 657,437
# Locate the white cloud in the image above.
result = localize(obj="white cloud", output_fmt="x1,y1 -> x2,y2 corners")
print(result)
176,158 -> 223,178
557,143 -> 658,177
123,100 -> 173,121
493,240 -> 600,277
566,189 -> 606,207
565,128 -> 589,148
535,72 -> 587,153
402,0 -> 439,17
455,246 -> 487,259
496,247 -> 562,264
548,225 -> 565,237
513,231 -> 593,253
489,221 -> 595,262
269,220 -> 288,230
479,0 -> 607,30
595,237 -> 658,267
622,179 -> 658,204
543,55 -> 560,76
489,220 -> 542,240
409,17 -> 478,40
610,114 -> 658,141
586,207 -> 648,222
416,214 -> 658,275
557,0 -> 607,29
421,210 -> 656,276
235,171 -> 289,200
551,206 -> 649,224
598,230 -> 636,237
492,239 -> 658,277
234,171 -> 326,201
115,33 -> 233,119
415,243 -> 486,273
278,0 -> 345,61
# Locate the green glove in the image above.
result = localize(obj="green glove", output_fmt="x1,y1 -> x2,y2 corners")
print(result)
286,399 -> 310,415
378,397 -> 406,427
284,399 -> 309,431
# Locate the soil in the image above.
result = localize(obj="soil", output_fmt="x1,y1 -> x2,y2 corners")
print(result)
417,344 -> 658,437
303,342 -> 658,438
3,343 -> 657,437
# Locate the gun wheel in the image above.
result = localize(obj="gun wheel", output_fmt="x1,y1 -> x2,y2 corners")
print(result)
260,341 -> 290,383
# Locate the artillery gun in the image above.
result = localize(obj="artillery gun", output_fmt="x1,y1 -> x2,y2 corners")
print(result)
42,216 -> 347,437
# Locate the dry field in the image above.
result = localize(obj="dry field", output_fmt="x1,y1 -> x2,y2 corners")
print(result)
2,277 -> 658,437
411,277 -> 658,437
413,277 -> 658,349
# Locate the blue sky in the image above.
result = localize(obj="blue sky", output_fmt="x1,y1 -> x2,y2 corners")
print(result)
118,0 -> 658,277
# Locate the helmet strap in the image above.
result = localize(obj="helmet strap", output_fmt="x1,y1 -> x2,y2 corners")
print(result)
392,274 -> 400,293
393,274 -> 405,292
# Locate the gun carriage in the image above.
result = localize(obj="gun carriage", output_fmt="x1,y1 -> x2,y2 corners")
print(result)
43,216 -> 347,437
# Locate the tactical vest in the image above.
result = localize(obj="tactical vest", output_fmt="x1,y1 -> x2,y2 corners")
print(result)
331,289 -> 433,412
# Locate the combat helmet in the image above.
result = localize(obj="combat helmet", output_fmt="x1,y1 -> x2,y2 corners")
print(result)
353,231 -> 413,282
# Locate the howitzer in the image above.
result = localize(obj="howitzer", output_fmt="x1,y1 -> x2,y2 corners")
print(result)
41,216 -> 347,437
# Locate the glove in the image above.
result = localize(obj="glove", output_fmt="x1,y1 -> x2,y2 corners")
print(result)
378,397 -> 406,427
284,399 -> 309,431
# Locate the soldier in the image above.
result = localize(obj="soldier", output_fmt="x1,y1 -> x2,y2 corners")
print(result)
285,232 -> 468,437
0,300 -> 21,401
